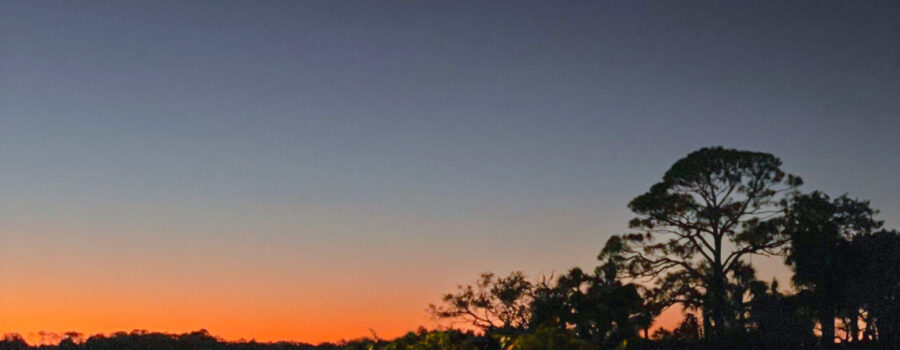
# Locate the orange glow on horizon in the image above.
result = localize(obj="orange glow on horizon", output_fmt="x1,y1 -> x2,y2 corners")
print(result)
3,303 -> 428,346
1,221 -> 780,346
4,299 -> 688,346
0,268 -> 436,345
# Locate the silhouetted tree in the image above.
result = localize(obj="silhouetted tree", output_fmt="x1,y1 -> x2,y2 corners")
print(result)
783,191 -> 882,347
673,314 -> 702,341
601,147 -> 802,338
724,260 -> 759,331
529,263 -> 644,346
0,334 -> 29,350
429,271 -> 533,334
842,229 -> 900,347
747,280 -> 816,349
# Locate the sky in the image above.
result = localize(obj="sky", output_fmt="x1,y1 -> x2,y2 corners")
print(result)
1,0 -> 899,344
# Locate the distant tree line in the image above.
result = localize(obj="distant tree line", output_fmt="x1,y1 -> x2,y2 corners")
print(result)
0,330 -> 332,350
2,147 -> 898,350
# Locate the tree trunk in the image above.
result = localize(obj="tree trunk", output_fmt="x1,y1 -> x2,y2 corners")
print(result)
820,304 -> 835,348
703,307 -> 713,340
849,312 -> 860,343
709,237 -> 726,339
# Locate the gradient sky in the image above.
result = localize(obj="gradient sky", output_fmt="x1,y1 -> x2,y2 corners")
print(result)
1,0 -> 899,344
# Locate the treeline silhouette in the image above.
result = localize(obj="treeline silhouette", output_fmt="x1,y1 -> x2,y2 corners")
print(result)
3,147 -> 898,350
423,147 -> 900,349
0,330 -> 333,350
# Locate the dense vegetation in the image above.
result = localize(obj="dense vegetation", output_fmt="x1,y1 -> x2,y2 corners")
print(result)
3,147 -> 898,349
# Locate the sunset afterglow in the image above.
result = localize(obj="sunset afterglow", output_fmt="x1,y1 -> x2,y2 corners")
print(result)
1,1 -> 898,347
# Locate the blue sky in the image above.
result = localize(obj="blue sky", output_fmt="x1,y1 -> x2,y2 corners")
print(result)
1,0 -> 898,342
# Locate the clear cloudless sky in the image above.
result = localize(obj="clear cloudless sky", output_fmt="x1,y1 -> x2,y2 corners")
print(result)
1,0 -> 899,344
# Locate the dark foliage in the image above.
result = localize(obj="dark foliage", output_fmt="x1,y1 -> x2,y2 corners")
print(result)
601,147 -> 802,339
529,265 -> 645,346
841,230 -> 900,347
428,271 -> 534,334
783,192 -> 900,347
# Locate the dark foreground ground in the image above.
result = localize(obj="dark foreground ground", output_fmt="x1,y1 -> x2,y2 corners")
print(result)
0,329 -> 895,350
